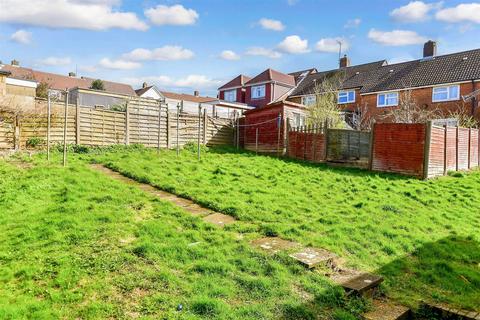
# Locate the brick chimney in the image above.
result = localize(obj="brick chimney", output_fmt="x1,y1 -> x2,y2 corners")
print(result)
68,72 -> 76,77
423,40 -> 437,58
194,90 -> 199,97
142,82 -> 148,88
11,59 -> 19,66
339,54 -> 350,68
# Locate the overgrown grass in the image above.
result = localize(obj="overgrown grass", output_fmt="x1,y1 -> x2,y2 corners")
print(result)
92,145 -> 480,311
0,152 -> 366,319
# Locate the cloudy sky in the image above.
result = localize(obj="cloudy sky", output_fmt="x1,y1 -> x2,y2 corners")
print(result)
0,0 -> 479,96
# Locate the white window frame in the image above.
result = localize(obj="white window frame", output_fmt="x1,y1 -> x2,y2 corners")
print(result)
377,92 -> 399,107
337,90 -> 355,104
302,95 -> 316,106
251,85 -> 266,99
292,112 -> 306,127
224,89 -> 236,102
432,85 -> 460,102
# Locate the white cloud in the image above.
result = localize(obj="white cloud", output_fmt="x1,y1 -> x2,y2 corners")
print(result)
39,56 -> 72,66
258,18 -> 285,31
245,47 -> 282,59
123,74 -> 221,91
390,1 -> 439,22
145,4 -> 198,26
277,35 -> 309,54
287,0 -> 298,5
175,75 -> 221,89
10,29 -> 31,44
122,76 -> 173,87
0,0 -> 148,30
315,38 -> 350,53
436,3 -> 480,24
122,46 -> 194,61
220,50 -> 240,60
368,29 -> 427,46
344,18 -> 361,28
99,58 -> 141,70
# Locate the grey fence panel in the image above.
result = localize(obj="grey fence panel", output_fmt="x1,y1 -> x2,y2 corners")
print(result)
327,129 -> 371,162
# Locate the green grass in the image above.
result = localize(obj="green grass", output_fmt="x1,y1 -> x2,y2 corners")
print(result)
0,151 -> 367,319
92,145 -> 480,311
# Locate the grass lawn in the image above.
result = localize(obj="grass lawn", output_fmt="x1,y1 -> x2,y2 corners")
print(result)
93,145 -> 480,312
0,151 -> 367,320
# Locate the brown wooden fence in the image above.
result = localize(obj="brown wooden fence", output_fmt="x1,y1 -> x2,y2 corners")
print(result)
0,98 -> 233,151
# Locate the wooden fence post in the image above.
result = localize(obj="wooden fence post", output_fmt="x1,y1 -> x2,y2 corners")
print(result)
47,93 -> 51,160
255,127 -> 259,155
324,119 -> 329,161
443,125 -> 448,175
76,95 -> 80,145
456,126 -> 459,171
277,113 -> 281,157
125,101 -> 130,145
14,115 -> 20,151
157,102 -> 162,154
423,121 -> 433,179
368,123 -> 375,170
197,103 -> 202,160
176,104 -> 180,155
63,89 -> 69,167
312,124 -> 317,162
203,108 -> 207,145
166,108 -> 171,149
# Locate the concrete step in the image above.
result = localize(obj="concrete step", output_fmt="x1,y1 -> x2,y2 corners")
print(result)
289,247 -> 337,268
330,269 -> 383,295
363,300 -> 410,320
424,303 -> 480,320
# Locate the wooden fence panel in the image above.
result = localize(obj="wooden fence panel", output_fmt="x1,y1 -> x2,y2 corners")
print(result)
457,128 -> 469,170
470,129 -> 479,168
128,103 -> 168,148
206,117 -> 233,146
0,114 -> 14,149
427,126 -> 446,178
79,107 -> 126,146
327,129 -> 371,162
20,111 -> 76,148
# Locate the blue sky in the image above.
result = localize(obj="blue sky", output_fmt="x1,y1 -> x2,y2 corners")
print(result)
0,0 -> 479,96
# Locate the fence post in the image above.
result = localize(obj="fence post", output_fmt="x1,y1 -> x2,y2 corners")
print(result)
176,103 -> 180,156
368,123 -> 375,170
157,101 -> 162,154
286,119 -> 291,157
303,125 -> 307,160
456,126 -> 459,171
63,89 -> 69,167
14,115 -> 20,151
203,108 -> 207,145
423,121 -> 433,179
166,108 -> 171,149
47,93 -> 51,161
312,124 -> 317,162
468,128 -> 472,169
125,101 -> 130,145
255,127 -> 259,155
443,125 -> 448,175
324,119 -> 329,161
76,95 -> 80,145
276,113 -> 281,157
197,103 -> 202,160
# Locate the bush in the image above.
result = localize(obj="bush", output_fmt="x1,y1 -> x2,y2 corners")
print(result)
183,141 -> 209,153
26,137 -> 44,148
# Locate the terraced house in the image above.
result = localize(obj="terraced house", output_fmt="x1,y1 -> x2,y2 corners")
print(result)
219,41 -> 480,123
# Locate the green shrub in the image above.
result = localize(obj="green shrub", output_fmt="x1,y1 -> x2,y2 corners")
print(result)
183,141 -> 209,153
26,137 -> 44,148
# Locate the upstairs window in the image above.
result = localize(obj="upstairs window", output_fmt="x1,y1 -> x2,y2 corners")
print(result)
251,85 -> 266,99
377,92 -> 398,107
224,89 -> 236,102
302,95 -> 316,106
338,90 -> 355,104
432,85 -> 460,102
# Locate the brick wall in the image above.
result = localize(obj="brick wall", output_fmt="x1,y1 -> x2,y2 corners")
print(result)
371,123 -> 426,177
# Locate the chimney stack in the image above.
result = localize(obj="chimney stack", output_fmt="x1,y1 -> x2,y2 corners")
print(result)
11,59 -> 19,66
142,82 -> 148,89
194,90 -> 199,97
339,54 -> 350,68
68,72 -> 76,77
423,40 -> 437,58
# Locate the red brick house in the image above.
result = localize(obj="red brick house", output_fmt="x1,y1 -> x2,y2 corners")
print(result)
288,41 -> 480,122
218,75 -> 251,104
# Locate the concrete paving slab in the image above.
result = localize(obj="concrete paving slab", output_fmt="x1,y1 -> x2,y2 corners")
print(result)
251,237 -> 300,254
330,269 -> 383,293
363,300 -> 410,320
202,213 -> 236,227
289,247 -> 336,268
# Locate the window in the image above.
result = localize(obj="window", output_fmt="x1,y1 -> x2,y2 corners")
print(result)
251,85 -> 266,99
293,112 -> 306,127
302,95 -> 316,106
338,90 -> 355,104
432,85 -> 460,102
377,92 -> 399,107
224,89 -> 236,102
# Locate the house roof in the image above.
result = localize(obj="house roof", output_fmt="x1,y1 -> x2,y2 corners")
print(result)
288,68 -> 317,84
0,70 -> 11,76
218,74 -> 252,90
160,91 -> 217,103
135,85 -> 154,96
0,64 -> 136,96
245,68 -> 296,86
290,60 -> 387,97
358,48 -> 480,94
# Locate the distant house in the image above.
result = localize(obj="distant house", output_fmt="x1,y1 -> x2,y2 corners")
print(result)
0,62 -> 38,107
136,82 -> 252,118
218,75 -> 251,104
0,61 -> 136,109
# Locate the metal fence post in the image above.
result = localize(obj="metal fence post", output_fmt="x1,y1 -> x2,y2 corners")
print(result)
197,103 -> 202,160
76,94 -> 80,145
157,101 -> 162,154
176,103 -> 180,156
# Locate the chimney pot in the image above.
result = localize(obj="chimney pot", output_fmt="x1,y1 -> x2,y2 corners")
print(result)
423,40 -> 437,58
339,54 -> 350,68
194,90 -> 199,97
142,82 -> 148,89
68,72 -> 76,77
11,59 -> 19,66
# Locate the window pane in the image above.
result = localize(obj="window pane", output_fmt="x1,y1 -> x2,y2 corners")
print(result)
449,86 -> 459,99
378,94 -> 385,105
348,91 -> 355,102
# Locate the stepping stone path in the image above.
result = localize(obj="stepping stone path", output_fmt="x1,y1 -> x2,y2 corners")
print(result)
93,164 -> 451,320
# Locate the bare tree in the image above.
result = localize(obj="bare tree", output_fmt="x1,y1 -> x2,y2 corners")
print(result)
384,89 -> 438,123
306,73 -> 345,128
351,102 -> 375,131
448,103 -> 478,128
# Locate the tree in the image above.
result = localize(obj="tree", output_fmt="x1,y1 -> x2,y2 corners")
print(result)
384,89 -> 438,123
36,81 -> 50,99
351,103 -> 375,131
90,79 -> 105,91
305,72 -> 345,129
448,104 -> 478,128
